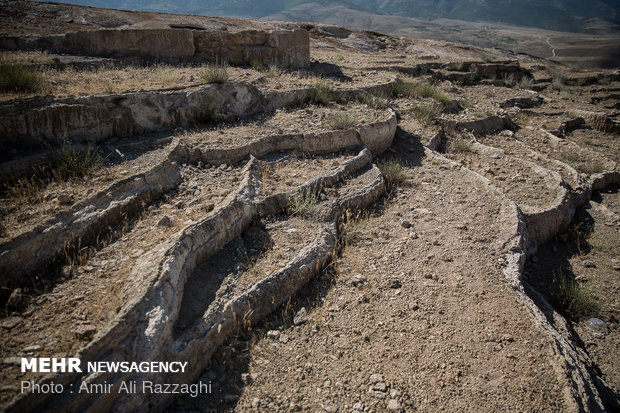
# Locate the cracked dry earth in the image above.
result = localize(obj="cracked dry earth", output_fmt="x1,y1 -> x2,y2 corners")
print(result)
1,5 -> 620,413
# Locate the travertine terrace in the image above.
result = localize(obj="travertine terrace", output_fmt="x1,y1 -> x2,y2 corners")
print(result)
0,1 -> 618,412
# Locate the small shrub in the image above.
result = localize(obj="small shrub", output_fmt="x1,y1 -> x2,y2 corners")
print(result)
560,90 -> 571,100
514,77 -> 534,90
266,65 -> 282,78
335,54 -> 345,62
249,58 -> 263,71
482,54 -> 496,63
0,63 -> 42,93
356,92 -> 389,109
393,81 -> 451,105
502,73 -> 515,88
325,112 -> 356,129
514,111 -> 529,126
411,103 -> 443,125
377,159 -> 409,190
447,138 -> 472,153
554,270 -> 600,320
201,59 -> 228,84
577,162 -> 605,175
552,73 -> 565,91
288,187 -> 320,217
309,80 -> 340,105
53,143 -> 103,181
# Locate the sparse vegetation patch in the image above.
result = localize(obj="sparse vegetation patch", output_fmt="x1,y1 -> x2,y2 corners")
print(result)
377,159 -> 409,191
393,81 -> 452,105
309,80 -> 341,105
325,112 -> 356,129
201,59 -> 229,84
411,103 -> 443,125
0,63 -> 42,93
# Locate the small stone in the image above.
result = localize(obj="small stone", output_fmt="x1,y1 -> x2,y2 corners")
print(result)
387,399 -> 401,411
369,373 -> 384,383
241,373 -> 252,384
388,279 -> 402,289
55,194 -> 74,205
21,345 -> 41,353
401,220 -> 413,229
293,307 -> 309,325
584,318 -> 608,338
373,382 -> 387,392
3,357 -> 22,366
582,259 -> 596,268
347,274 -> 366,287
279,334 -> 290,344
266,330 -> 280,339
74,325 -> 97,340
1,317 -> 23,329
61,265 -> 73,279
611,259 -> 620,271
7,288 -> 26,310
424,273 -> 433,279
353,402 -> 364,411
252,397 -> 261,408
157,215 -> 175,227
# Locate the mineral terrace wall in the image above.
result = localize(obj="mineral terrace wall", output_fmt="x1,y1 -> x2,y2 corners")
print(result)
0,27 -> 310,67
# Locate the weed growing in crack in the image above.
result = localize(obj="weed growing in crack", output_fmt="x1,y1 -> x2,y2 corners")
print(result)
201,58 -> 229,84
288,187 -> 320,217
0,62 -> 42,93
377,159 -> 410,191
309,80 -> 341,105
325,112 -> 356,129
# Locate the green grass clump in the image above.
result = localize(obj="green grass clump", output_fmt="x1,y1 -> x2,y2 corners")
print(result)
356,92 -> 389,109
309,80 -> 340,105
554,271 -> 600,320
201,59 -> 228,84
288,187 -> 320,217
393,81 -> 452,105
0,63 -> 42,93
411,103 -> 443,125
325,112 -> 356,129
513,111 -> 529,126
377,159 -> 410,191
576,162 -> 605,175
53,143 -> 103,181
514,77 -> 534,90
552,73 -> 565,91
447,138 -> 472,153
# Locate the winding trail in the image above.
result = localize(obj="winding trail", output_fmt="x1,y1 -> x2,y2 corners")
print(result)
546,37 -> 557,58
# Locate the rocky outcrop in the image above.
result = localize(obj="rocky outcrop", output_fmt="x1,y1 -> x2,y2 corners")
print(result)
0,27 -> 310,67
194,28 -> 309,68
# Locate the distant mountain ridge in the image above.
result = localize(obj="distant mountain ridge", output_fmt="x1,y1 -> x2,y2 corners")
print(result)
44,0 -> 620,33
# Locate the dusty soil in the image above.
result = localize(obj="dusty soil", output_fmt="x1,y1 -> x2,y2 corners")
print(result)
0,1 -> 619,412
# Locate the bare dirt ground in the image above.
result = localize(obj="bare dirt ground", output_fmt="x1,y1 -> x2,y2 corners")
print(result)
0,2 -> 619,412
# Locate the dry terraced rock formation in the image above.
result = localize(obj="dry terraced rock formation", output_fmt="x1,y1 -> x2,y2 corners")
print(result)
0,2 -> 619,412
